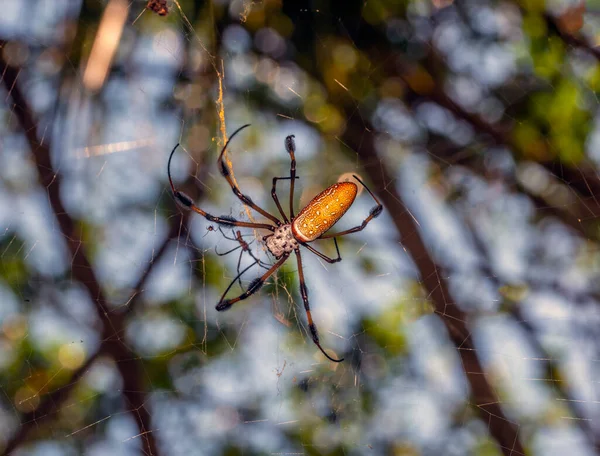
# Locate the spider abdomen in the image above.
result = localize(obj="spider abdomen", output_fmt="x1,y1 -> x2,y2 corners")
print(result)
292,182 -> 358,242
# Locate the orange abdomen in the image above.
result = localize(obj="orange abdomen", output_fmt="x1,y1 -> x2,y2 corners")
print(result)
292,182 -> 358,242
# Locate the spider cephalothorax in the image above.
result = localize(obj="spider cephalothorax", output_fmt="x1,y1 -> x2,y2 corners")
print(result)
168,124 -> 382,362
264,225 -> 298,259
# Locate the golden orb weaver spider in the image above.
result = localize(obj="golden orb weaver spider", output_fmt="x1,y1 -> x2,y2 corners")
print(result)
168,124 -> 383,362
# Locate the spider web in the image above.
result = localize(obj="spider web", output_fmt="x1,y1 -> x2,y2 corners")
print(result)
1,1 -> 600,455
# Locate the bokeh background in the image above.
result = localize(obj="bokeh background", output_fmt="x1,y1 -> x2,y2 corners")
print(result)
2,0 -> 600,455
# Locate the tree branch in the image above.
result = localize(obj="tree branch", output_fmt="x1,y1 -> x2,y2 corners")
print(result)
0,49 -> 160,456
342,119 -> 526,456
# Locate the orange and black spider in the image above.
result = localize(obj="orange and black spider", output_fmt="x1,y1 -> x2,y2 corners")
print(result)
146,0 -> 168,16
168,125 -> 383,362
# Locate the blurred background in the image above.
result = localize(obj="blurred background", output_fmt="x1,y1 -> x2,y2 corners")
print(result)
1,0 -> 600,455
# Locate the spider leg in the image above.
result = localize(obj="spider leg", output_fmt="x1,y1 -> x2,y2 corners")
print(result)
235,246 -> 247,289
217,227 -> 239,242
243,244 -> 271,270
271,176 -> 299,223
217,125 -> 283,226
215,244 -> 243,256
301,238 -> 342,264
218,227 -> 270,275
216,253 -> 289,311
217,227 -> 260,246
318,175 -> 383,239
285,135 -> 297,219
228,229 -> 271,270
294,248 -> 344,363
232,246 -> 271,288
216,259 -> 261,307
215,228 -> 268,267
168,143 -> 276,231
214,243 -> 248,289
215,238 -> 270,290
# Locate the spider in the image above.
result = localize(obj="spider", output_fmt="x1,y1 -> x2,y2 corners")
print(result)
168,124 -> 383,362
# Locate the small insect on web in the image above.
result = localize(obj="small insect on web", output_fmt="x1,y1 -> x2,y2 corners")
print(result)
146,0 -> 168,16
168,124 -> 383,362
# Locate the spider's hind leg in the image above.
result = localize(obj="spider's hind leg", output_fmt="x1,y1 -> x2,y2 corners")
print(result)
294,248 -> 344,363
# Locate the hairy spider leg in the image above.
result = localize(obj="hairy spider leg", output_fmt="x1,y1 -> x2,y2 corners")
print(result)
217,227 -> 260,252
215,229 -> 270,290
271,176 -> 299,223
285,135 -> 297,219
231,231 -> 271,270
216,254 -> 290,311
167,142 -> 276,231
318,175 -> 383,239
227,229 -> 271,271
217,124 -> 282,226
217,227 -> 242,242
294,247 -> 344,362
215,259 -> 262,308
215,233 -> 269,269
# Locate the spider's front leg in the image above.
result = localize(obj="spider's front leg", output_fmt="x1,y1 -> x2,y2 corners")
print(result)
217,125 -> 283,226
286,134 -> 297,219
168,143 -> 276,231
271,176 -> 298,223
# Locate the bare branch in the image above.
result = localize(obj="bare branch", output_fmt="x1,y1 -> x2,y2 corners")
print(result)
342,120 -> 526,456
0,48 -> 160,456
